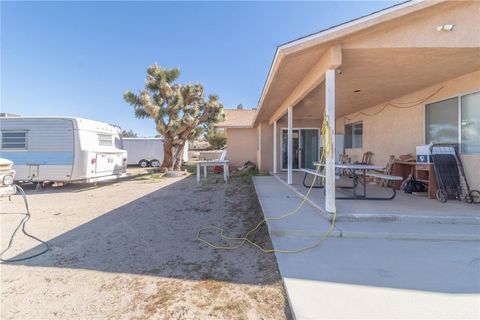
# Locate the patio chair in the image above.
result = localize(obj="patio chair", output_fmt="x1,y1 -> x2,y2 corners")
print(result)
369,155 -> 397,187
336,153 -> 350,176
355,151 -> 374,165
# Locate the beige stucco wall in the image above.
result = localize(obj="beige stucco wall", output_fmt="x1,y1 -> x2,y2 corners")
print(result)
344,1 -> 480,49
228,70 -> 480,191
224,127 -> 258,168
336,70 -> 480,190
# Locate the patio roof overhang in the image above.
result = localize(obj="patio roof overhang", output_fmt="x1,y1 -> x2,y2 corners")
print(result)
281,47 -> 480,121
252,0 -> 480,125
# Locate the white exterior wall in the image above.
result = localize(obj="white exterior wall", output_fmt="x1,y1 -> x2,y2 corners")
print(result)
123,138 -> 164,165
0,117 -> 127,182
0,118 -> 75,181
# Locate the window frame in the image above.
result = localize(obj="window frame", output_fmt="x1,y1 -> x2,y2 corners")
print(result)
97,133 -> 113,147
344,121 -> 363,149
1,131 -> 28,150
425,90 -> 480,154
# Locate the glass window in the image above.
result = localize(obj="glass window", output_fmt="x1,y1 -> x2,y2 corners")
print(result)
461,91 -> 480,154
1,131 -> 27,149
98,134 -> 113,146
426,97 -> 459,144
344,122 -> 363,148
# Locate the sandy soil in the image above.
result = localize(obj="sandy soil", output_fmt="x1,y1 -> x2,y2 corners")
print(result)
0,169 -> 290,319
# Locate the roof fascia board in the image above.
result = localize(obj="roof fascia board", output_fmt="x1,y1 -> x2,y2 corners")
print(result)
253,0 -> 443,126
268,45 -> 342,125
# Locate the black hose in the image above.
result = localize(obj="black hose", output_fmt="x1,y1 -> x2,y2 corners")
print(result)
0,185 -> 50,263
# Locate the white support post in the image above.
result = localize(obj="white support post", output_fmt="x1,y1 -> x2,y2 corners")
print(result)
325,69 -> 336,214
287,107 -> 293,185
273,120 -> 277,174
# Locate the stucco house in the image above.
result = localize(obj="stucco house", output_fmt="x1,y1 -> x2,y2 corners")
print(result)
216,0 -> 480,212
218,1 -> 480,212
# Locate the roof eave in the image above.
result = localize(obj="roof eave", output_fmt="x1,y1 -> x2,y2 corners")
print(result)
252,0 -> 444,126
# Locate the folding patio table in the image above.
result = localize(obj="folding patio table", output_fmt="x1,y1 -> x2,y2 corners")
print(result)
313,163 -> 397,200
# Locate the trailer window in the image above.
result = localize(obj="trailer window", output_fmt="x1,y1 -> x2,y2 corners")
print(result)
1,131 -> 27,149
98,134 -> 113,146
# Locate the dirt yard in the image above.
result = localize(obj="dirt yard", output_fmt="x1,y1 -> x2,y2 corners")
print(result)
1,169 -> 291,319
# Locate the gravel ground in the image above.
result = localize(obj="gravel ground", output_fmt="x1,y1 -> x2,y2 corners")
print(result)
0,169 -> 290,319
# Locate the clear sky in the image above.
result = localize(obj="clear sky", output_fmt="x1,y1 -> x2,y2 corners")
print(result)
1,1 -> 400,137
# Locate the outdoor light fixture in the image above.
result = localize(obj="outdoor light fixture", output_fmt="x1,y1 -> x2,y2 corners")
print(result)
436,24 -> 455,32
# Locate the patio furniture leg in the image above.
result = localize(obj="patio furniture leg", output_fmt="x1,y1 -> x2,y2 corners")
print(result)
302,171 -> 324,188
197,163 -> 200,185
336,184 -> 397,200
335,169 -> 361,200
363,169 -> 367,197
352,169 -> 357,198
223,163 -> 227,184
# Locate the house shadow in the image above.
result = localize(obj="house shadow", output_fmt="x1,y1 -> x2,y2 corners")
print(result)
6,175 -> 281,286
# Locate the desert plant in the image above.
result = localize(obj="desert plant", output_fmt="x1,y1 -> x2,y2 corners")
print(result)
124,64 -> 224,170
121,129 -> 138,138
205,130 -> 226,149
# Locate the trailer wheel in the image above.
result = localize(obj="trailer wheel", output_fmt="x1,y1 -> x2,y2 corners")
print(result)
436,189 -> 447,203
469,190 -> 480,204
150,159 -> 160,167
138,159 -> 150,168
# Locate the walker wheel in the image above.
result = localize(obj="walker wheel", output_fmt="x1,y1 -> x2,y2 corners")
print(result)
469,190 -> 480,204
436,189 -> 447,203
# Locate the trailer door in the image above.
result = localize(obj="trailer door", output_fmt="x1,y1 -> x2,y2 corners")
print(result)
95,152 -> 123,173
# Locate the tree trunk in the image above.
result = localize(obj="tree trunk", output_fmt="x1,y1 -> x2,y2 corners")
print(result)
173,142 -> 185,171
161,137 -> 175,171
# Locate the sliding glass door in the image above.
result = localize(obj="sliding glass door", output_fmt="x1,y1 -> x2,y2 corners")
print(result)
282,129 -> 319,170
282,130 -> 300,169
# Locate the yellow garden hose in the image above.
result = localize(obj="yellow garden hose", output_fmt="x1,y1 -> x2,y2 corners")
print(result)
196,112 -> 337,254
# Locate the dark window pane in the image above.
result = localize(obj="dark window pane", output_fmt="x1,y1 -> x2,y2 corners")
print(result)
345,124 -> 353,148
1,131 -> 27,149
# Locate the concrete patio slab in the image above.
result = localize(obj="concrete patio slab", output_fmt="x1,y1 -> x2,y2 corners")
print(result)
275,172 -> 480,224
270,237 -> 480,319
257,175 -> 480,241
253,175 -> 480,319
253,176 -> 341,239
337,221 -> 480,241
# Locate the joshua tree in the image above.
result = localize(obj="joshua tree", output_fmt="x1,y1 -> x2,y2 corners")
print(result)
124,64 -> 224,171
205,129 -> 226,149
121,129 -> 138,138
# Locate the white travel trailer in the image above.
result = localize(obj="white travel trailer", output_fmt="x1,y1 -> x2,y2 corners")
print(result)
123,138 -> 189,167
0,117 -> 127,183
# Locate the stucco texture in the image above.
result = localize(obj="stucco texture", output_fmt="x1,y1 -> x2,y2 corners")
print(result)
224,127 -> 258,168
336,70 -> 480,190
